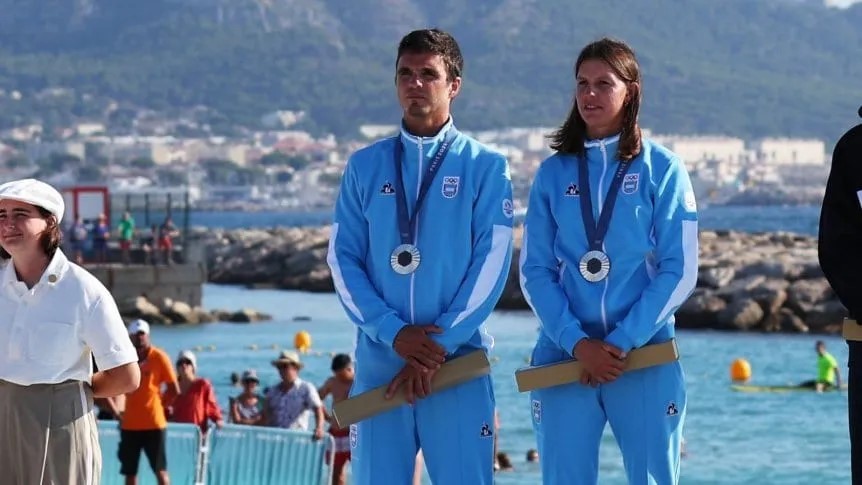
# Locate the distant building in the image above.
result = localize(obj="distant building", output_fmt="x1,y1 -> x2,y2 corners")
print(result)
752,138 -> 825,165
261,110 -> 306,129
3,124 -> 43,141
110,141 -> 173,165
359,124 -> 398,139
651,135 -> 747,165
76,122 -> 106,137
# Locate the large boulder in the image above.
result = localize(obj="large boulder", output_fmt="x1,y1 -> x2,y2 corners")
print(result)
716,298 -> 764,331
676,293 -> 727,329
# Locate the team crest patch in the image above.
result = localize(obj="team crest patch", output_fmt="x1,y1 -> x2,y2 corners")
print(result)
532,399 -> 542,423
565,183 -> 580,196
380,182 -> 395,195
502,199 -> 514,218
349,424 -> 358,448
666,401 -> 679,417
622,173 -> 639,194
442,176 -> 460,198
480,422 -> 494,438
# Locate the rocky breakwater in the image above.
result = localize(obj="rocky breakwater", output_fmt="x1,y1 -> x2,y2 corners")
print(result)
675,230 -> 844,334
196,226 -> 334,291
195,226 -> 847,334
119,295 -> 273,325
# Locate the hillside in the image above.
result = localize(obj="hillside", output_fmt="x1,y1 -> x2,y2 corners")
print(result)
0,0 -> 859,140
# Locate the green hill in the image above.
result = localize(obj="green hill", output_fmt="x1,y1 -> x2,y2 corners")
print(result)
0,0 -> 859,140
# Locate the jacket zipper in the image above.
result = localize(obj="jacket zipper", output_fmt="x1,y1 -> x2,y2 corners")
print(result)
409,138 -> 423,325
598,140 -> 610,336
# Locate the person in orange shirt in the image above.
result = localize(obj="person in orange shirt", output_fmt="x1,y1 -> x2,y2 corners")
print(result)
118,319 -> 180,485
164,350 -> 223,432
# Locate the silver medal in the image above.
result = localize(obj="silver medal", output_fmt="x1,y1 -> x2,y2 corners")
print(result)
390,244 -> 421,275
579,250 -> 610,282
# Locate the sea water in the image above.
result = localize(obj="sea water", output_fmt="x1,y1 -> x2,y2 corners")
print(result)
138,284 -> 849,484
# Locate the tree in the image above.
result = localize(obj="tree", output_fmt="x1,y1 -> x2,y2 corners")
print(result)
36,152 -> 81,172
77,165 -> 103,182
4,157 -> 30,169
258,151 -> 293,167
201,158 -> 240,184
318,172 -> 342,187
49,152 -> 82,167
274,171 -> 293,183
130,157 -> 156,169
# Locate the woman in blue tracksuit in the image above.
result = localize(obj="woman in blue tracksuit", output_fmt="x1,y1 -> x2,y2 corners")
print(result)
519,38 -> 699,485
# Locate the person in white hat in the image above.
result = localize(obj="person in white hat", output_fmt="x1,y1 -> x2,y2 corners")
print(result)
164,349 -> 224,432
0,178 -> 141,485
117,318 -> 179,485
262,350 -> 325,438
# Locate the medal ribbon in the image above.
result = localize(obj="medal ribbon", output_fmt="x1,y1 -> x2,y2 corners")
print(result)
393,128 -> 458,245
577,155 -> 632,252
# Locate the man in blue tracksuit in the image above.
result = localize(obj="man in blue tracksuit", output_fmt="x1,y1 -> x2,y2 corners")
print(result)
326,28 -> 513,485
519,38 -> 699,484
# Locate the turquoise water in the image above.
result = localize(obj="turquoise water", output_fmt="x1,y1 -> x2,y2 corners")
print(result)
184,204 -> 823,236
147,284 -> 850,484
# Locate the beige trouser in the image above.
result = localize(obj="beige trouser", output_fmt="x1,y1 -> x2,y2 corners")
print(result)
0,379 -> 101,485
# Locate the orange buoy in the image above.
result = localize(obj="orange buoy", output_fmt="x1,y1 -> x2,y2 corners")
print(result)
730,358 -> 751,382
294,331 -> 312,353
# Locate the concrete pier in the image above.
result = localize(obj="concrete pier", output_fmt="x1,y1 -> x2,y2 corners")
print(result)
86,263 -> 207,307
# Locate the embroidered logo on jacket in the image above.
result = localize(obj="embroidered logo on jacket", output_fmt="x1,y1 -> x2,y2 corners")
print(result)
380,182 -> 395,195
565,183 -> 580,196
666,401 -> 679,417
442,176 -> 460,198
480,422 -> 494,438
502,199 -> 514,218
532,399 -> 542,423
622,173 -> 639,194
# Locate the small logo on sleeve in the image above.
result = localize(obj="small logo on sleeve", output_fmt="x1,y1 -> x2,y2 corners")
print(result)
502,199 -> 514,218
532,399 -> 542,423
480,422 -> 494,438
380,182 -> 395,195
666,401 -> 679,417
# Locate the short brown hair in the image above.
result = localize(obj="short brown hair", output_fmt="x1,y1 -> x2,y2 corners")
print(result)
396,29 -> 463,82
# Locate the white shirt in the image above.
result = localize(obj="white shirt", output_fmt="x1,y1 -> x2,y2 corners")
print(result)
0,251 -> 138,386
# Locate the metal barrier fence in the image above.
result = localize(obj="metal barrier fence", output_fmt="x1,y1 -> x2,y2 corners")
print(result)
98,421 -> 333,485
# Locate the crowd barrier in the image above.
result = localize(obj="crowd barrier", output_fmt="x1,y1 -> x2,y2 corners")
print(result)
97,421 -> 333,485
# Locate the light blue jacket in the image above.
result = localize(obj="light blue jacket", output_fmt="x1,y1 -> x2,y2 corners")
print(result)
327,119 -> 514,383
519,134 -> 699,356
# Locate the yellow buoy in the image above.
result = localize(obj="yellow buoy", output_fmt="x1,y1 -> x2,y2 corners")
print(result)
730,358 -> 751,382
294,331 -> 312,353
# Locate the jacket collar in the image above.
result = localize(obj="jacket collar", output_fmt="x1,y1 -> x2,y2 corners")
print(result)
584,133 -> 621,149
399,117 -> 455,147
